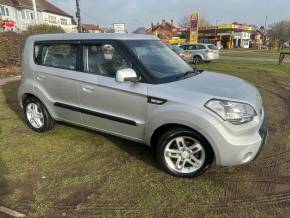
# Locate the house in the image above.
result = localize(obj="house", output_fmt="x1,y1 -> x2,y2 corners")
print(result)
82,24 -> 103,33
148,19 -> 177,42
0,0 -> 76,32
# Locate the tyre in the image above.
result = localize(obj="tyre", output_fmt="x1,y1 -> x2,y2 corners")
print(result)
156,128 -> 214,178
193,56 -> 203,65
23,97 -> 55,132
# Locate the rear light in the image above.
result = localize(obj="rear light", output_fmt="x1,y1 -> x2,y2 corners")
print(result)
205,49 -> 213,53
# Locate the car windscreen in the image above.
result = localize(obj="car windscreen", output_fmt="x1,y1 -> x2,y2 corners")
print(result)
169,45 -> 184,53
124,40 -> 193,81
208,44 -> 218,50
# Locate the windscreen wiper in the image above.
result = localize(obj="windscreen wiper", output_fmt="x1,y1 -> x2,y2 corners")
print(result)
183,68 -> 204,77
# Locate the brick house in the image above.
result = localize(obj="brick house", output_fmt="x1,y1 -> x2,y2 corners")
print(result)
148,19 -> 177,41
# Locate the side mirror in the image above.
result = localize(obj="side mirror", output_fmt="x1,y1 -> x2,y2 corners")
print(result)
116,68 -> 138,83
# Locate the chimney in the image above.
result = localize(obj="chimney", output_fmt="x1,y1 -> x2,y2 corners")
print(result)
151,22 -> 154,30
162,19 -> 165,26
171,19 -> 173,26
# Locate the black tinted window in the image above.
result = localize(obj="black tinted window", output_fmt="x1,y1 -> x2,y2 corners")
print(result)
40,44 -> 77,70
196,45 -> 206,49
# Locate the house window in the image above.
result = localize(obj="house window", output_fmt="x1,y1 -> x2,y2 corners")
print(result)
5,8 -> 9,16
21,10 -> 26,19
30,12 -> 34,20
26,11 -> 30,20
60,18 -> 67,25
48,15 -> 57,24
0,6 -> 5,16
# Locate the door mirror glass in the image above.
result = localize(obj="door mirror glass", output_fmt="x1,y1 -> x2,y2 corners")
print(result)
116,68 -> 138,83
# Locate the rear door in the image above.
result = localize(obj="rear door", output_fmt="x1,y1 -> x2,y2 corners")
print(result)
34,42 -> 82,123
78,41 -> 148,141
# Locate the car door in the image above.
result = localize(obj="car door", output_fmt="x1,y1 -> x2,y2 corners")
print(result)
78,41 -> 148,142
34,42 -> 82,123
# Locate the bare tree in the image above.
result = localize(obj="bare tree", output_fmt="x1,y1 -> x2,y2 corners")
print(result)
179,13 -> 211,28
268,20 -> 290,49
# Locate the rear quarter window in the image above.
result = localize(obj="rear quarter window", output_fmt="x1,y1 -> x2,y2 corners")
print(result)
208,45 -> 218,50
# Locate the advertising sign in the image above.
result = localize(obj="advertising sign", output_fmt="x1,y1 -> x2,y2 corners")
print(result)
113,23 -> 125,33
189,13 -> 199,43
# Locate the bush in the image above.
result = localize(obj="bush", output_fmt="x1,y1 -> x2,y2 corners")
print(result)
26,24 -> 65,35
0,24 -> 66,75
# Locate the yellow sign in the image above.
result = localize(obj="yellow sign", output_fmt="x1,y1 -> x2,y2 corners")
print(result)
189,12 -> 199,44
169,38 -> 186,44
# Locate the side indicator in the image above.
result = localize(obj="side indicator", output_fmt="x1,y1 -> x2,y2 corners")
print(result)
148,96 -> 167,105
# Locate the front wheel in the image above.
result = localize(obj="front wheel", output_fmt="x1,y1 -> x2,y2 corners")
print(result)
193,56 -> 203,64
156,128 -> 214,178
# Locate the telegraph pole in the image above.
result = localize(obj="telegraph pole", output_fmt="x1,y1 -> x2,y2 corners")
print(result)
264,15 -> 268,29
76,0 -> 81,32
32,0 -> 38,24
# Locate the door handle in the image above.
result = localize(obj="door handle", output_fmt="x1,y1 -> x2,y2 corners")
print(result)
82,85 -> 94,93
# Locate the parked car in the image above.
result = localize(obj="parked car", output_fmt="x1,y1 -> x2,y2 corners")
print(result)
180,43 -> 220,64
18,33 -> 268,178
168,44 -> 192,63
261,45 -> 269,50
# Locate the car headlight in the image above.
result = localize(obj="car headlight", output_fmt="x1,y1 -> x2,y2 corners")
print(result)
205,99 -> 257,125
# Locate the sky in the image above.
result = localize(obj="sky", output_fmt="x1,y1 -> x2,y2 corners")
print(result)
50,0 -> 290,31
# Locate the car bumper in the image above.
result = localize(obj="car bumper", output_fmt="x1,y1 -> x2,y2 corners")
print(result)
201,110 -> 268,166
204,53 -> 219,61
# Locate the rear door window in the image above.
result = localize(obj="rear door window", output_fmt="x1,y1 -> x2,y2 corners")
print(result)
39,44 -> 77,70
196,44 -> 206,50
188,45 -> 196,50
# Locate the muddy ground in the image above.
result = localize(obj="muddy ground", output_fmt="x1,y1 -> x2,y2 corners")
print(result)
0,60 -> 290,217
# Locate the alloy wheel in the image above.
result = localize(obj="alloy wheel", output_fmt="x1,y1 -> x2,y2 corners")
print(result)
164,136 -> 205,174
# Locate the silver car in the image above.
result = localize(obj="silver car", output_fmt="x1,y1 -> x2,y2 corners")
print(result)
180,43 -> 220,64
18,33 -> 268,178
167,44 -> 192,63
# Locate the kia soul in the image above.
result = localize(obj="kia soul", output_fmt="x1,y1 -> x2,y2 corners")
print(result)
18,33 -> 268,178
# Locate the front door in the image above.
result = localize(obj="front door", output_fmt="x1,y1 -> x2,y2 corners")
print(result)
78,42 -> 148,142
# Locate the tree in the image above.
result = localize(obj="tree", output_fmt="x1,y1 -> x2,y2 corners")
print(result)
268,20 -> 290,49
179,13 -> 211,28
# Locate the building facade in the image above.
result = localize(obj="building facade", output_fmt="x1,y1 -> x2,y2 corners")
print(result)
0,0 -> 76,32
199,23 -> 253,49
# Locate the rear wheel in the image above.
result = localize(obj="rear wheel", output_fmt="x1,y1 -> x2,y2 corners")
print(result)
193,56 -> 203,64
156,128 -> 214,178
23,97 -> 55,132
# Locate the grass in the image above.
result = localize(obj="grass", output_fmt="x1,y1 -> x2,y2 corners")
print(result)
1,60 -> 290,217
220,49 -> 290,60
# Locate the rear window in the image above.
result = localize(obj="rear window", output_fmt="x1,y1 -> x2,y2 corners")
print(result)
196,44 -> 206,49
36,44 -> 77,71
208,45 -> 218,50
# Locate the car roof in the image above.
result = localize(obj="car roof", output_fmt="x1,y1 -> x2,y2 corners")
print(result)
27,33 -> 159,42
181,43 -> 213,46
